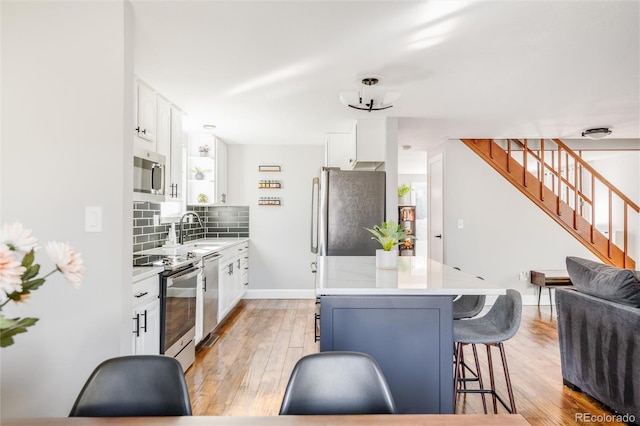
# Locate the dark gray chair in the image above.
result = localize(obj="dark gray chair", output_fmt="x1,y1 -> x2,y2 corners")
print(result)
279,351 -> 397,415
453,294 -> 487,387
453,294 -> 486,320
69,355 -> 192,417
453,289 -> 522,414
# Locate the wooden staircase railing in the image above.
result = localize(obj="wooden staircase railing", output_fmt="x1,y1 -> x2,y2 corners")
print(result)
460,138 -> 638,269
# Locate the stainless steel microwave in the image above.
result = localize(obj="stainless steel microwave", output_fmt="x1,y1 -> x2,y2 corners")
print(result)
133,150 -> 165,201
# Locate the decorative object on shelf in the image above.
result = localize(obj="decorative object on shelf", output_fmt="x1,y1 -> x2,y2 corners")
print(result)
398,206 -> 416,256
339,75 -> 401,112
198,145 -> 210,156
398,183 -> 410,205
193,166 -> 210,180
258,180 -> 281,188
0,222 -> 84,347
197,193 -> 208,203
365,220 -> 412,269
258,165 -> 281,172
258,197 -> 281,206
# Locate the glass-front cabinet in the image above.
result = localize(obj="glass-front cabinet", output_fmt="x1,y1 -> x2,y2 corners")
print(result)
187,134 -> 227,205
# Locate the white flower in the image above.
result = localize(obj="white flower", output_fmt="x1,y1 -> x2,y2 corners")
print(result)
0,245 -> 26,304
45,242 -> 84,288
1,222 -> 38,253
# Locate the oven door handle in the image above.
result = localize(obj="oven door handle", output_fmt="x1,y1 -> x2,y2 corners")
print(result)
167,268 -> 200,287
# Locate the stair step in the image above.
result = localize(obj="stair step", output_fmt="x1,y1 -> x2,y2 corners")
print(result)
461,138 -> 635,269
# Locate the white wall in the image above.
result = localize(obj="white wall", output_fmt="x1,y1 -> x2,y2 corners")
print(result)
1,1 -> 133,418
442,140 -> 597,302
588,152 -> 640,264
227,144 -> 324,297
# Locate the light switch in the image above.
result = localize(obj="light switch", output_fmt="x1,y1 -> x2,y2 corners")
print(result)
457,219 -> 464,229
85,206 -> 102,232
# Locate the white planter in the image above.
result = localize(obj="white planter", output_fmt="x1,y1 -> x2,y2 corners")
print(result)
376,249 -> 398,269
398,195 -> 410,205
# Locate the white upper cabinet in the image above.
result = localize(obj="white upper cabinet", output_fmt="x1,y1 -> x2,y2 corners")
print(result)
155,96 -> 172,157
168,107 -> 184,200
325,132 -> 355,170
134,79 -> 157,151
349,118 -> 386,170
215,138 -> 227,204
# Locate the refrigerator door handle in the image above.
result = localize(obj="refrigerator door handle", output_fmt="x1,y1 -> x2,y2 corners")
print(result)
311,177 -> 319,254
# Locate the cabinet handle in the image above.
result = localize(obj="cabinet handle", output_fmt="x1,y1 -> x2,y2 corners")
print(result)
134,291 -> 148,298
237,259 -> 241,268
221,193 -> 226,203
310,261 -> 317,273
203,276 -> 207,292
141,310 -> 147,333
133,314 -> 140,337
135,126 -> 140,133
141,129 -> 147,134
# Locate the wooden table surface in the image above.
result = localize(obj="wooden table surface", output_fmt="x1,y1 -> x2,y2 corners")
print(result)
4,414 -> 531,425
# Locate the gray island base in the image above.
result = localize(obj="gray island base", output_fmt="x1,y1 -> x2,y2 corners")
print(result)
316,256 -> 506,415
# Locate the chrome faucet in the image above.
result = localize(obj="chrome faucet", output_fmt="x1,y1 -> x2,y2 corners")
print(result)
178,211 -> 205,244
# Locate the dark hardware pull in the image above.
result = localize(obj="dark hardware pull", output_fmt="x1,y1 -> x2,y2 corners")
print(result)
203,276 -> 207,292
134,291 -> 148,298
140,129 -> 146,134
435,234 -> 442,239
314,313 -> 320,342
135,126 -> 140,132
141,310 -> 147,333
133,314 -> 140,337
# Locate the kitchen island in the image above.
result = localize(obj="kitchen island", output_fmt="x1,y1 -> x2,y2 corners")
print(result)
315,256 -> 506,415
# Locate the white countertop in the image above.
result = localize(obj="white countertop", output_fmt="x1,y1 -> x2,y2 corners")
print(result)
135,238 -> 249,257
316,256 -> 507,296
132,238 -> 249,282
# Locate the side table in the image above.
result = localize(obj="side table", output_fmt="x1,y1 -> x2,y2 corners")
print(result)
530,270 -> 574,308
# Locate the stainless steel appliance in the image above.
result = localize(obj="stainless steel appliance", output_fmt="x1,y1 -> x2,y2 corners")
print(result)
201,252 -> 221,337
133,149 -> 165,201
311,167 -> 386,256
158,255 -> 199,372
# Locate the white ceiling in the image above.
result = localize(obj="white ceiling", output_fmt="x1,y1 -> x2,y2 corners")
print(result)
131,1 -> 639,152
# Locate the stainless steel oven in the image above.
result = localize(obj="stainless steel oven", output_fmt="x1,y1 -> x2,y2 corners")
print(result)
160,263 -> 198,372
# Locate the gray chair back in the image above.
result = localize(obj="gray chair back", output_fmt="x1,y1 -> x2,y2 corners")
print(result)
69,355 -> 192,417
483,289 -> 522,341
279,351 -> 397,415
453,294 -> 486,319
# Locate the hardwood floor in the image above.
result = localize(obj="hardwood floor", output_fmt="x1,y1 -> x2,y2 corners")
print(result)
185,300 -> 626,425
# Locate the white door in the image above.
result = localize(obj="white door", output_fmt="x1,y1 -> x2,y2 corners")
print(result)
428,154 -> 444,263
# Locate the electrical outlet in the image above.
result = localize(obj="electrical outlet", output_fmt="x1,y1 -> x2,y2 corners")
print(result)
518,271 -> 530,282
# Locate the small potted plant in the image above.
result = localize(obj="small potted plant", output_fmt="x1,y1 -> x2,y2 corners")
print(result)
198,145 -> 210,157
398,183 -> 410,205
197,193 -> 208,203
365,220 -> 412,269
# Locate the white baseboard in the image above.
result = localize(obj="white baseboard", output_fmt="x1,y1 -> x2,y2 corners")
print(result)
243,290 -> 554,305
244,289 -> 316,299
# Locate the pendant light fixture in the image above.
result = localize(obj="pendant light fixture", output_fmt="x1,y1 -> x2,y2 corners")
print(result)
339,75 -> 400,112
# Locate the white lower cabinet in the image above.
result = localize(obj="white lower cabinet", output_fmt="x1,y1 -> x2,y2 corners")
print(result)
217,242 -> 249,323
132,274 -> 161,355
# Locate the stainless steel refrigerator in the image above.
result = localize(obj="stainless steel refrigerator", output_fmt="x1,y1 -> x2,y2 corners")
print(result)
311,167 -> 386,256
